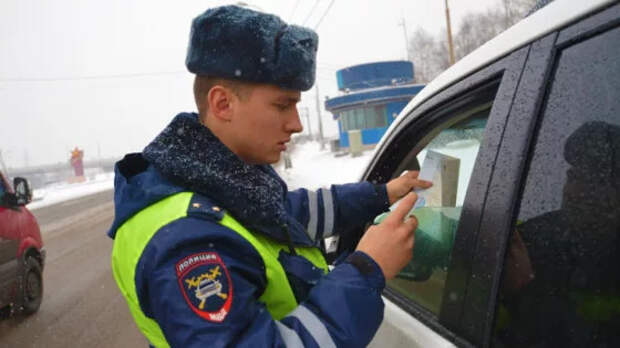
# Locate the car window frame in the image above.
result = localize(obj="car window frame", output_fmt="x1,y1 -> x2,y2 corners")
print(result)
361,45 -> 530,347
474,4 -> 620,347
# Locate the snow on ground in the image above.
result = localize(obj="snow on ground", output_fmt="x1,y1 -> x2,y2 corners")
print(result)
26,141 -> 373,210
28,172 -> 115,211
276,141 -> 374,190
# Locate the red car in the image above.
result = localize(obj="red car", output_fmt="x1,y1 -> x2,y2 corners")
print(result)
0,171 -> 44,314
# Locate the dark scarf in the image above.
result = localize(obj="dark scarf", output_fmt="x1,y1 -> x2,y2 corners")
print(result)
143,112 -> 295,243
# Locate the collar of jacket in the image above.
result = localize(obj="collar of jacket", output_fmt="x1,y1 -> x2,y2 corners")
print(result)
143,112 -> 313,247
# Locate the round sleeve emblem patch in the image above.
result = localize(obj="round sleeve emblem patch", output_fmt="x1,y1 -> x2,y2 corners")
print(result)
176,252 -> 233,322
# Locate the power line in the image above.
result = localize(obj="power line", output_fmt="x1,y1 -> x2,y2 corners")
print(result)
313,0 -> 335,30
0,70 -> 187,83
288,0 -> 302,21
302,0 -> 321,26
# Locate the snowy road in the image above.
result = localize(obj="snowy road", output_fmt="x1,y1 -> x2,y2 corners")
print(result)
0,189 -> 146,347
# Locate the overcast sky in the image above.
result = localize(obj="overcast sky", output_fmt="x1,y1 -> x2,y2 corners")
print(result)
0,0 -> 502,168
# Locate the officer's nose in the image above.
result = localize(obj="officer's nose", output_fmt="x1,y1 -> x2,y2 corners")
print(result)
285,108 -> 303,134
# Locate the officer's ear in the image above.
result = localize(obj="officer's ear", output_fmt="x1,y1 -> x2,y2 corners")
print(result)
207,85 -> 235,123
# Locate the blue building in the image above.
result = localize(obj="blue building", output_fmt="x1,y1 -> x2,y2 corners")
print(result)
324,61 -> 424,149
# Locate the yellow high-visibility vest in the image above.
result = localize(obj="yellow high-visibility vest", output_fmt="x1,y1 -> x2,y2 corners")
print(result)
111,192 -> 328,348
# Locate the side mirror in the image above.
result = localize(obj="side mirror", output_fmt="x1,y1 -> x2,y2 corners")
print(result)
13,177 -> 32,206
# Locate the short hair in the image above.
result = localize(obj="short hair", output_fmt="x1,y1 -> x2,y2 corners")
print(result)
193,75 -> 254,120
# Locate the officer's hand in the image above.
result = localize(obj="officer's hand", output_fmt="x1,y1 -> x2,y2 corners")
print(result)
356,192 -> 418,280
386,171 -> 432,205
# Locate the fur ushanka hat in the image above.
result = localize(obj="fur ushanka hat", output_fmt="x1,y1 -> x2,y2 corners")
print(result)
186,5 -> 318,91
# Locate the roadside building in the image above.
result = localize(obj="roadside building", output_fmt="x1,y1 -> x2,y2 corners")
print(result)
325,61 -> 424,150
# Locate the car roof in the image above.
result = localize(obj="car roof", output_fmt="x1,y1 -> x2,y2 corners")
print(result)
380,0 -> 614,144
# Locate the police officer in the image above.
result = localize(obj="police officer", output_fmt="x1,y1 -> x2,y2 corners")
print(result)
108,5 -> 430,347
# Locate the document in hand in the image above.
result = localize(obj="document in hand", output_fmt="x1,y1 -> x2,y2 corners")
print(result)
372,150 -> 462,281
375,150 -> 460,224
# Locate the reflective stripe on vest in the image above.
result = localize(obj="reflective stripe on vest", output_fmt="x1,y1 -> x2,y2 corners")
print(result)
219,210 -> 328,320
111,192 -> 328,347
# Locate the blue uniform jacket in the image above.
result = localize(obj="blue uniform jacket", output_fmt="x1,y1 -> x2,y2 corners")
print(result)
108,113 -> 391,347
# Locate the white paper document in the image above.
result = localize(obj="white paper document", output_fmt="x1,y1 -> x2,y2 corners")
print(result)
390,150 -> 459,214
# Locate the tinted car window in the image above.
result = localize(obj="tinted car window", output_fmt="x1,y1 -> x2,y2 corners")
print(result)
381,101 -> 493,315
494,26 -> 620,347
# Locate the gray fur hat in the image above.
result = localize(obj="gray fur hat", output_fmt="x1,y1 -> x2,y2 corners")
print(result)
186,5 -> 318,91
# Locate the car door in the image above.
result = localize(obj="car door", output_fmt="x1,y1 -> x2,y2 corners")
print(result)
480,4 -> 620,347
0,176 -> 21,306
356,41 -> 531,347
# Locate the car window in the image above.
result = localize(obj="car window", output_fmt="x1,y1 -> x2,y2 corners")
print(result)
383,101 -> 492,316
493,26 -> 620,347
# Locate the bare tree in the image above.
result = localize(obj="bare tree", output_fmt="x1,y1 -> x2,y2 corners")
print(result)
408,28 -> 449,83
454,7 -> 506,61
502,0 -> 541,26
454,0 -> 537,60
408,0 -> 538,83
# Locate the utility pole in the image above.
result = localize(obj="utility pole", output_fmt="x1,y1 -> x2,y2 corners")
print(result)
399,18 -> 410,61
445,0 -> 456,66
398,17 -> 411,60
308,0 -> 334,150
23,149 -> 29,168
298,106 -> 312,139
314,83 -> 325,149
97,142 -> 102,169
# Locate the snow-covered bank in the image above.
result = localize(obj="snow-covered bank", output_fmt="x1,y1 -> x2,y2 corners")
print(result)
28,172 -> 115,210
276,141 -> 373,190
26,141 -> 372,211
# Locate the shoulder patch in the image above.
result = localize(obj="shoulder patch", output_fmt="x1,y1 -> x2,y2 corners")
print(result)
176,252 -> 233,322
